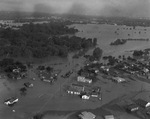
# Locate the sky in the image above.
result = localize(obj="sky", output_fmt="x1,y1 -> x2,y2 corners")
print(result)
0,0 -> 150,17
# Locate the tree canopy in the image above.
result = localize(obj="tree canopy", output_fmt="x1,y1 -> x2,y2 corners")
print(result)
93,47 -> 103,60
0,22 -> 96,58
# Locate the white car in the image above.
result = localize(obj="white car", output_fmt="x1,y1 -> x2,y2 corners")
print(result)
4,97 -> 18,106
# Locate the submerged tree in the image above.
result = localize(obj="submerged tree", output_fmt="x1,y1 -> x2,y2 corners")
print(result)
93,47 -> 103,60
93,38 -> 97,46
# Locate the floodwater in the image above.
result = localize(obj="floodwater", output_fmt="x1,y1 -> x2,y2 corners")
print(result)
71,24 -> 150,56
1,23 -> 150,119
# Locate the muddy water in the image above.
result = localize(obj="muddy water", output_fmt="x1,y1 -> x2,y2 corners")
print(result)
1,24 -> 150,119
71,24 -> 150,56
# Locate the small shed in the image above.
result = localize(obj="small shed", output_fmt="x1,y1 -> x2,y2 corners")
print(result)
104,115 -> 115,119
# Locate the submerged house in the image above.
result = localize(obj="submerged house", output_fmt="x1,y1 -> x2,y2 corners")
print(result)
126,104 -> 139,112
77,76 -> 92,84
79,111 -> 96,119
67,84 -> 85,95
104,115 -> 115,119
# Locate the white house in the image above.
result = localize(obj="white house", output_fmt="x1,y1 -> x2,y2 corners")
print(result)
82,95 -> 90,100
79,111 -> 96,119
77,76 -> 92,84
67,90 -> 81,95
143,68 -> 149,73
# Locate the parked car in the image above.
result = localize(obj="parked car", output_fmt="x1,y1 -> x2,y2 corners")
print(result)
24,82 -> 33,88
4,97 -> 18,106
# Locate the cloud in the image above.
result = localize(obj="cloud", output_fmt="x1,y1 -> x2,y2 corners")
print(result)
0,0 -> 149,17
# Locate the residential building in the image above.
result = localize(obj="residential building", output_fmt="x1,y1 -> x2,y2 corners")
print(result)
104,115 -> 115,119
67,84 -> 86,95
67,89 -> 81,95
79,111 -> 96,119
82,95 -> 90,100
77,76 -> 92,84
112,77 -> 126,83
4,97 -> 19,106
72,84 -> 85,92
90,92 -> 99,98
126,104 -> 139,112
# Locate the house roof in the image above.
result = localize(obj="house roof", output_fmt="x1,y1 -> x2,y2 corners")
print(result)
72,83 -> 84,88
79,111 -> 96,119
67,88 -> 81,93
104,115 -> 114,119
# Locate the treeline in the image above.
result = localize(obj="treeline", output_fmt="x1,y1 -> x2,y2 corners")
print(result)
98,17 -> 150,27
0,22 -> 97,58
0,58 -> 27,73
133,50 -> 144,57
127,38 -> 149,41
110,38 -> 149,46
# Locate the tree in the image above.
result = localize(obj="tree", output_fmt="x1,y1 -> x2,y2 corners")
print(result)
118,55 -> 121,59
93,38 -> 97,46
133,50 -> 143,57
20,87 -> 27,93
93,47 -> 103,60
58,46 -> 68,57
46,66 -> 53,72
0,58 -> 14,68
33,114 -> 43,119
82,40 -> 92,49
20,87 -> 27,96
